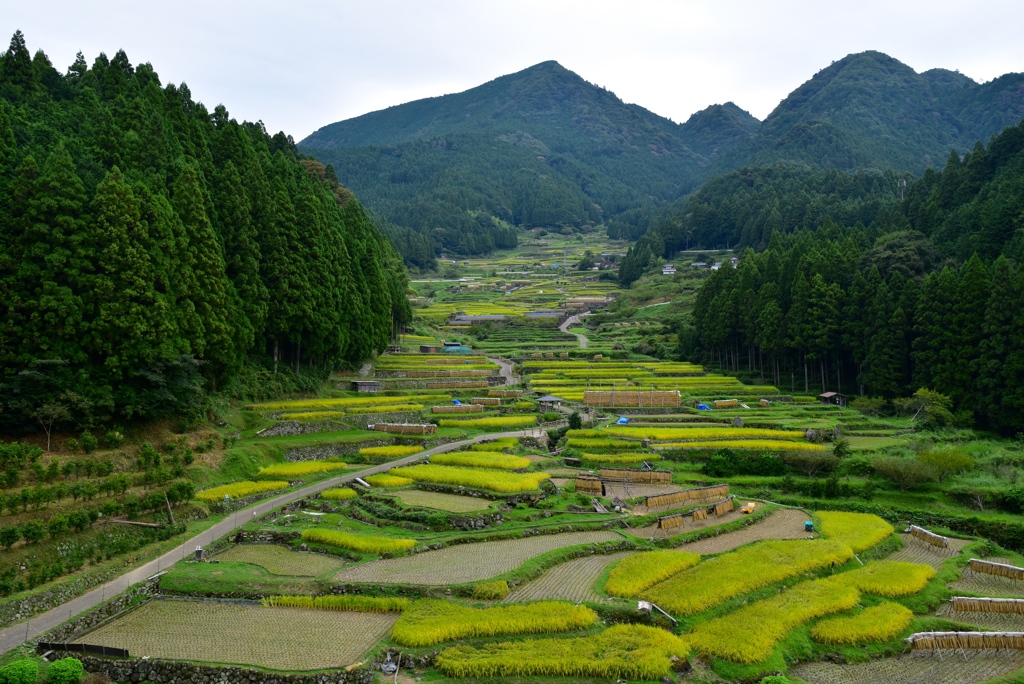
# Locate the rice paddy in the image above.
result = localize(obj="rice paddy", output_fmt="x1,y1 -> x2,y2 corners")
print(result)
215,545 -> 343,576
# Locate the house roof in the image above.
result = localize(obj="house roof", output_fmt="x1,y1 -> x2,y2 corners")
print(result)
537,395 -> 565,402
819,391 -> 845,398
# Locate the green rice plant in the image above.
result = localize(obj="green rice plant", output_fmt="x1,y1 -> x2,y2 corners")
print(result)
196,480 -> 288,502
391,599 -> 597,647
256,462 -> 347,478
389,464 -> 551,493
581,452 -> 660,464
300,528 -> 415,554
658,439 -> 825,451
437,416 -> 538,428
472,579 -> 510,600
686,576 -> 861,663
320,487 -> 357,500
261,594 -> 410,612
810,602 -> 913,644
278,410 -> 346,421
471,438 -> 518,451
604,550 -> 700,597
435,624 -> 687,679
360,445 -> 424,458
346,403 -> 424,414
816,511 -> 894,552
566,438 -> 636,449
641,539 -> 853,615
250,394 -> 448,411
431,451 -> 531,470
604,427 -> 806,441
365,474 -> 414,487
832,560 -> 936,597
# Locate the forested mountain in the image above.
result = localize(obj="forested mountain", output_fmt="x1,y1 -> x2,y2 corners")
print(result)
684,119 -> 1024,433
304,53 -> 1024,266
0,31 -> 411,431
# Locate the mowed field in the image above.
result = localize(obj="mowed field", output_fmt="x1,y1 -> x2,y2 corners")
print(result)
333,531 -> 621,585
394,490 -> 492,512
670,508 -> 809,554
504,552 -> 632,603
950,558 -> 1024,597
84,599 -> 397,670
936,603 -> 1024,631
885,534 -> 971,569
793,651 -> 1024,684
215,545 -> 343,576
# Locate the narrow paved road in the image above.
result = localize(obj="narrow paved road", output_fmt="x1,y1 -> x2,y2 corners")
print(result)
559,314 -> 589,349
488,356 -> 517,385
0,428 -> 544,655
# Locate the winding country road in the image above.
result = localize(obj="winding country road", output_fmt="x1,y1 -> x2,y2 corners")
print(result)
0,428 -> 545,655
488,356 -> 518,385
559,314 -> 590,349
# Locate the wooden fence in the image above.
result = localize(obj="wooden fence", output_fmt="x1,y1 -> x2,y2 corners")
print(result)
908,524 -> 950,549
584,390 -> 681,407
371,423 -> 437,435
968,558 -> 1024,581
471,397 -> 502,406
599,468 -> 672,483
952,597 -> 1024,615
645,484 -> 729,509
432,404 -> 485,413
658,513 -> 685,530
908,631 -> 1024,650
692,508 -> 708,521
575,475 -> 604,495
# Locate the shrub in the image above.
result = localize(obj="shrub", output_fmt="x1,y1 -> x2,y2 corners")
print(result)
321,487 -> 357,500
365,474 -> 413,487
672,440 -> 826,452
472,579 -> 510,600
0,660 -> 38,684
278,410 -> 346,421
390,464 -> 551,493
300,528 -> 415,554
872,456 -> 935,491
196,480 -> 288,502
431,451 -> 531,470
392,599 -> 597,647
605,550 -> 700,597
256,462 -> 347,478
437,416 -> 538,428
581,452 -> 660,464
261,595 -> 409,612
64,438 -> 81,453
604,427 -> 806,441
435,624 -> 687,679
46,658 -> 84,684
811,602 -> 913,644
79,432 -> 98,454
704,450 -> 787,477
816,511 -> 893,552
103,431 -> 125,448
360,445 -> 424,458
760,677 -> 793,684
782,450 -> 839,476
917,447 -> 974,482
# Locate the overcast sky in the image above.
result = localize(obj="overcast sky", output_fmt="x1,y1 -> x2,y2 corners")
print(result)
4,0 -> 1024,142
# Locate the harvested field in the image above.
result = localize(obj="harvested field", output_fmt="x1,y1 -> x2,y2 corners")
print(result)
937,602 -> 1024,631
215,545 -> 343,576
504,552 -> 632,603
885,533 -> 971,569
641,509 -> 809,553
603,482 -> 681,499
629,508 -> 746,539
951,557 -> 1024,597
793,651 -> 1024,684
333,531 -> 621,585
84,599 -> 397,670
395,490 -> 492,512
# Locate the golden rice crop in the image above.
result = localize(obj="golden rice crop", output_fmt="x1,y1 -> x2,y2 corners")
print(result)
431,451 -> 531,470
278,410 -> 346,421
470,438 -> 517,451
320,487 -> 357,500
261,594 -> 410,612
472,580 -> 510,600
833,560 -> 936,597
346,403 -> 424,414
391,599 -> 597,647
256,462 -> 347,478
390,464 -> 550,492
249,394 -> 449,411
437,416 -> 538,428
658,440 -> 825,451
360,445 -> 424,458
605,550 -> 700,597
816,511 -> 894,552
436,624 -> 687,680
196,480 -> 288,502
604,427 -> 806,441
365,474 -> 414,487
300,528 -> 415,554
811,602 -> 913,644
687,577 -> 860,663
566,438 -> 636,449
641,539 -> 853,615
581,452 -> 660,464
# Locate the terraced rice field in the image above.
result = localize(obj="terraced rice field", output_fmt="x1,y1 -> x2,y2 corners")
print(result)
629,508 -> 746,539
673,508 -> 809,554
84,599 -> 397,670
793,651 -> 1024,684
504,552 -> 632,603
937,602 -> 1024,631
950,558 -> 1024,597
333,531 -> 621,585
885,533 -> 971,569
215,544 -> 342,576
602,482 -> 681,499
394,490 -> 492,512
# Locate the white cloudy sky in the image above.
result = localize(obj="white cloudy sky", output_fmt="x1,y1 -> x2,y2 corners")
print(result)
3,0 -> 1023,141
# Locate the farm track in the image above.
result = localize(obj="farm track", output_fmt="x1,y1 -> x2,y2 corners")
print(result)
951,558 -> 1024,598
792,651 -> 1024,684
504,552 -> 632,603
886,533 -> 971,569
0,427 -> 547,655
214,544 -> 343,576
488,356 -> 517,385
332,531 -> 621,585
657,508 -> 809,553
559,314 -> 589,349
84,599 -> 396,671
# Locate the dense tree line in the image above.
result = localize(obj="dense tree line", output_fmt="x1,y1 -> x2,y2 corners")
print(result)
0,32 -> 411,431
682,120 -> 1024,433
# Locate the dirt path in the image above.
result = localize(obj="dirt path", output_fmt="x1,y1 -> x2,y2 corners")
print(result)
0,428 -> 546,655
559,314 -> 589,349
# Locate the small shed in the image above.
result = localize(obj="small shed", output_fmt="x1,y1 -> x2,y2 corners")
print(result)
818,391 -> 847,407
419,345 -> 440,353
538,395 -> 565,409
351,380 -> 379,393
662,264 -> 677,276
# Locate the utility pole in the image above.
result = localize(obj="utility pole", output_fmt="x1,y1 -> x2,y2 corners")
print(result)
898,179 -> 907,201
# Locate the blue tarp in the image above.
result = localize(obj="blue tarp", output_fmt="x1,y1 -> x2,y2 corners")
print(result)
697,403 -> 711,411
452,399 -> 461,406
616,417 -> 629,424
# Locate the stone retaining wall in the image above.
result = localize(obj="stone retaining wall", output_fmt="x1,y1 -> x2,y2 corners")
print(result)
39,578 -> 161,644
